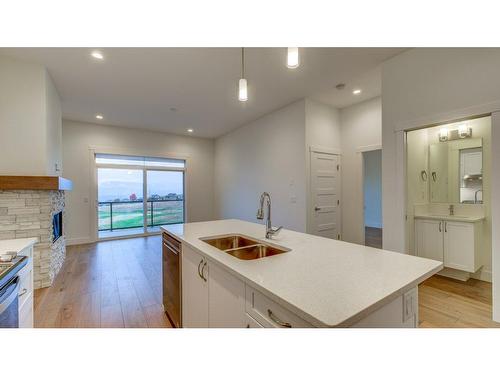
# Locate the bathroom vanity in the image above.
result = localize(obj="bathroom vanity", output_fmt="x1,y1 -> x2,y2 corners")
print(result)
414,210 -> 484,279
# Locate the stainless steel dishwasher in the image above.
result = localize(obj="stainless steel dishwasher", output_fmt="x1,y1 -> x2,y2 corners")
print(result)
162,232 -> 181,328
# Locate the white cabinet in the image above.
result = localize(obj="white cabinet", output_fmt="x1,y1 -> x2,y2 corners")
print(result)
18,244 -> 34,328
181,245 -> 208,327
208,262 -> 246,328
182,244 -> 246,328
415,219 -> 444,262
444,221 -> 481,272
415,218 -> 482,273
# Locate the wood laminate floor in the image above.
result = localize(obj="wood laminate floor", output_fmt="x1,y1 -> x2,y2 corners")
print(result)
419,275 -> 500,328
35,236 -> 497,328
34,235 -> 172,328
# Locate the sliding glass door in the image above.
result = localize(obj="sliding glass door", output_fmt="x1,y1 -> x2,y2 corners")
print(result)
96,154 -> 185,239
146,170 -> 184,232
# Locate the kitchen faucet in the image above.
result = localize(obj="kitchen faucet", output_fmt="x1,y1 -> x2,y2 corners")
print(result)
256,192 -> 283,239
449,204 -> 454,216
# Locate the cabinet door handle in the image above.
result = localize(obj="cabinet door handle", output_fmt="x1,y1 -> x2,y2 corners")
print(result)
439,222 -> 442,232
267,309 -> 292,328
201,261 -> 208,282
18,288 -> 28,297
197,259 -> 203,279
445,222 -> 447,232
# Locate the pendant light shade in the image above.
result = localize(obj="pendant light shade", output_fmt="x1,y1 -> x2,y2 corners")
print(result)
238,48 -> 248,102
287,47 -> 300,69
238,78 -> 248,102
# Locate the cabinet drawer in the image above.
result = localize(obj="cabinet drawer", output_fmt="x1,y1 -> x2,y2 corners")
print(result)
245,313 -> 264,328
245,285 -> 313,328
19,292 -> 33,328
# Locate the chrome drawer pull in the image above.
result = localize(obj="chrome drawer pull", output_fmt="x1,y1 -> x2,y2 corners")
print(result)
267,309 -> 292,328
198,259 -> 203,279
201,261 -> 208,282
18,288 -> 28,297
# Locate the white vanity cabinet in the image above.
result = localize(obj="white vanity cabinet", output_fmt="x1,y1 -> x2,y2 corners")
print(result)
415,218 -> 482,273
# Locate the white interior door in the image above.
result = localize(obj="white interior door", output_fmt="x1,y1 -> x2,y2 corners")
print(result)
310,151 -> 341,239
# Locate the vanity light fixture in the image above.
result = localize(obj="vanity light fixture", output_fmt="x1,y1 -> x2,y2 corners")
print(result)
238,48 -> 248,102
458,123 -> 472,138
286,47 -> 300,69
439,128 -> 449,142
91,51 -> 104,60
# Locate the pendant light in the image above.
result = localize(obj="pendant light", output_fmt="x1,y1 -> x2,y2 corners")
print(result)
287,47 -> 300,69
238,48 -> 248,102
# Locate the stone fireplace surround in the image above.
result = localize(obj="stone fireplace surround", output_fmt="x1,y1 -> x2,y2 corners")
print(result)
0,189 -> 66,288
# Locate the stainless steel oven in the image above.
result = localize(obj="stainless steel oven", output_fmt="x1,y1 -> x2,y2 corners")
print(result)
162,232 -> 181,327
0,255 -> 28,328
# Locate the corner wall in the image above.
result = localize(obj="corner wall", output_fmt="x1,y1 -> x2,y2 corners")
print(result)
214,100 -> 308,232
62,120 -> 215,244
339,97 -> 382,244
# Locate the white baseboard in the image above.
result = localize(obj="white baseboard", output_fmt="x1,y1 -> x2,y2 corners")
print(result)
66,237 -> 94,246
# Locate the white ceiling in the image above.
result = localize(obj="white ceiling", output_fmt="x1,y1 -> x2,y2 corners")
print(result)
0,48 -> 405,138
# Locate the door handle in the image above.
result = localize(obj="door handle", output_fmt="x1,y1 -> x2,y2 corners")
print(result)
444,222 -> 447,233
439,222 -> 442,232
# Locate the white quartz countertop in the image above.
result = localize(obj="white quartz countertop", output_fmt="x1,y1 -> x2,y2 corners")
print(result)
414,214 -> 485,223
161,219 -> 442,327
0,238 -> 37,256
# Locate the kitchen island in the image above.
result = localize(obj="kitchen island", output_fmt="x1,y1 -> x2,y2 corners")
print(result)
161,219 -> 442,328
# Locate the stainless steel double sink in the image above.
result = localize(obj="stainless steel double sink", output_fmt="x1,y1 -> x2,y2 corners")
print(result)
200,234 -> 290,260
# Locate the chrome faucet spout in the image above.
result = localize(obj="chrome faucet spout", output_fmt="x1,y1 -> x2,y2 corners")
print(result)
256,192 -> 282,239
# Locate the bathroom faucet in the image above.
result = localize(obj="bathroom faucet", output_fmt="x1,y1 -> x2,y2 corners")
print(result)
256,192 -> 283,239
449,204 -> 454,216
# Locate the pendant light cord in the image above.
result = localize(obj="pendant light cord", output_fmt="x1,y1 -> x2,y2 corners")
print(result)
241,47 -> 245,79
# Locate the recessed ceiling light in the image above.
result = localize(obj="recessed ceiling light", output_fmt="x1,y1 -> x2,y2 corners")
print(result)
187,128 -> 193,133
95,114 -> 104,120
353,89 -> 362,95
91,51 -> 104,60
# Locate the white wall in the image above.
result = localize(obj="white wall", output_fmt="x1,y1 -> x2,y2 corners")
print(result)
62,120 -> 215,244
339,97 -> 382,244
214,100 -> 307,232
304,98 -> 342,233
0,55 -> 62,175
363,149 -> 382,228
381,48 -> 500,320
44,70 -> 63,175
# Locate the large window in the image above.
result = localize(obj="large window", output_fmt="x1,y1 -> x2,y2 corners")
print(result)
96,153 -> 185,238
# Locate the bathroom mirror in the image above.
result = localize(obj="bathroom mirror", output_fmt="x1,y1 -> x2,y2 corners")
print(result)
429,137 -> 483,204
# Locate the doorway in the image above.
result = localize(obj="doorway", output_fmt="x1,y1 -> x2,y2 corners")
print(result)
362,149 -> 382,248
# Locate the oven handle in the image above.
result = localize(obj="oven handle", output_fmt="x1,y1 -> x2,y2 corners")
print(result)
163,241 -> 180,255
0,276 -> 20,315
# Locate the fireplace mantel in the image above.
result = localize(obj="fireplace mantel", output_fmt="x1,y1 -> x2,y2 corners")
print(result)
0,176 -> 73,191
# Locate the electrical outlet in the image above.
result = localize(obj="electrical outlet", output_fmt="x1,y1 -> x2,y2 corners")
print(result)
403,288 -> 417,322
